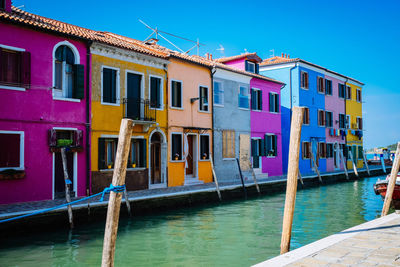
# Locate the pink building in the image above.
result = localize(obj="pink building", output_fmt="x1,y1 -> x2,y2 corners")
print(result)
325,74 -> 346,172
217,53 -> 284,177
0,2 -> 91,204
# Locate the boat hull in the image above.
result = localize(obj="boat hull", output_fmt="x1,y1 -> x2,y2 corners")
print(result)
374,180 -> 400,210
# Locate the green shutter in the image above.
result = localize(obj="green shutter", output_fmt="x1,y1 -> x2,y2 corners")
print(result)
255,63 -> 259,74
275,94 -> 279,113
98,138 -> 105,170
259,91 -> 263,110
273,135 -> 277,156
251,139 -> 258,157
73,64 -> 85,99
260,139 -> 266,156
250,89 -> 255,110
141,139 -> 147,168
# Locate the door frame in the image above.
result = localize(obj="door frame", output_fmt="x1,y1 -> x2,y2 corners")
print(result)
251,137 -> 262,174
52,127 -> 78,200
184,133 -> 198,180
125,70 -> 145,118
148,129 -> 167,189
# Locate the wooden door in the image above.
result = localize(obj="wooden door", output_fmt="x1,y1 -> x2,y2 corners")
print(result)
54,151 -> 74,199
151,143 -> 161,184
186,135 -> 193,175
126,73 -> 141,119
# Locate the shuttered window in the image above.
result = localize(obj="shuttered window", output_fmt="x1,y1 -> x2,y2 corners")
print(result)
301,71 -> 309,89
150,76 -> 162,109
318,142 -> 326,158
303,107 -> 310,125
346,86 -> 351,100
358,146 -> 363,160
102,68 -> 117,104
338,84 -> 345,98
317,77 -> 325,93
0,47 -> 31,88
356,89 -> 362,102
245,60 -> 257,73
326,143 -> 334,158
222,130 -> 235,158
0,132 -> 23,170
357,117 -> 363,130
302,142 -> 311,159
318,110 -> 325,126
325,79 -> 332,95
128,139 -> 146,168
213,81 -> 224,106
251,89 -> 262,111
269,92 -> 279,113
265,134 -> 277,157
171,134 -> 182,160
339,114 -> 346,129
325,111 -> 333,127
238,86 -> 249,109
199,86 -> 208,111
171,80 -> 182,108
200,135 -> 210,159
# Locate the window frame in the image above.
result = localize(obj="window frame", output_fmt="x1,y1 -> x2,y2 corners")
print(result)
303,107 -> 310,125
300,71 -> 309,90
246,61 -> 256,73
346,115 -> 351,129
170,79 -> 183,110
149,74 -> 164,111
199,134 -> 210,161
325,110 -> 333,128
238,85 -> 250,110
251,88 -> 262,111
0,44 -> 27,91
198,85 -> 210,113
318,109 -> 325,127
265,133 -> 277,158
317,76 -> 325,94
170,132 -> 184,162
302,141 -> 311,159
356,116 -> 363,130
326,143 -> 334,158
101,65 -> 120,106
346,85 -> 352,100
338,83 -> 345,99
318,142 -> 326,159
0,130 -> 24,171
325,79 -> 332,96
356,88 -> 362,103
213,80 -> 224,107
127,137 -> 147,170
269,92 -> 279,113
339,113 -> 346,129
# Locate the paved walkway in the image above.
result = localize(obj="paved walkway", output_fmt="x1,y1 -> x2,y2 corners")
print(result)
256,213 -> 400,267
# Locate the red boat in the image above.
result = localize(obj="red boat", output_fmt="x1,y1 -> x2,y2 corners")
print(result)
374,174 -> 400,209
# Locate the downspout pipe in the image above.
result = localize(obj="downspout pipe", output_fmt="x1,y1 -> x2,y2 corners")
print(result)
210,66 -> 217,166
85,40 -> 92,195
163,63 -> 168,186
289,63 -> 297,121
344,78 -> 348,158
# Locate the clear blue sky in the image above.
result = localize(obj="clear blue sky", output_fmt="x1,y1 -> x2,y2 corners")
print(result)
14,0 -> 400,149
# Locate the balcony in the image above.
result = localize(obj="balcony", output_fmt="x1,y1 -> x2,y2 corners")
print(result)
123,98 -> 157,131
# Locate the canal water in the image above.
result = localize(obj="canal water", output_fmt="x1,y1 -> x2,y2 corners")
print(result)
0,176 -> 386,266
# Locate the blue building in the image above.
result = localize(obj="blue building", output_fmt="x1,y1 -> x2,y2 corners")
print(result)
260,55 -> 327,175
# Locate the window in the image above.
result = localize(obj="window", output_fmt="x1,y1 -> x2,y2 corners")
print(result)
200,135 -> 210,160
317,76 -> 325,93
303,107 -> 310,125
150,76 -> 162,109
0,0 -> 4,9
199,86 -> 209,111
318,142 -> 326,158
338,84 -> 345,98
213,81 -> 224,106
358,146 -> 363,160
238,86 -> 249,109
269,92 -> 279,113
357,117 -> 363,130
171,80 -> 182,108
171,133 -> 182,160
318,110 -> 325,126
346,115 -> 351,129
128,139 -> 146,168
346,86 -> 351,100
251,88 -> 262,111
54,45 -> 84,99
302,142 -> 311,159
265,134 -> 277,157
102,67 -> 118,104
0,47 -> 31,88
245,60 -> 259,74
356,89 -> 362,102
0,131 -> 24,170
222,130 -> 235,158
301,71 -> 309,89
339,114 -> 346,129
326,143 -> 334,158
325,111 -> 333,128
325,79 -> 332,95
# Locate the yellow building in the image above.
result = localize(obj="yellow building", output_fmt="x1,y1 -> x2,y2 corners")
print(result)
90,38 -> 170,193
346,79 -> 364,169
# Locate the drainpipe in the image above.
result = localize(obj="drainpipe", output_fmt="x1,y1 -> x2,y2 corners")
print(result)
289,63 -> 297,121
210,66 -> 216,165
344,78 -> 348,160
163,63 -> 168,185
85,40 -> 92,195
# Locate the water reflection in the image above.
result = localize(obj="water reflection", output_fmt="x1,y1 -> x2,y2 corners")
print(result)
0,176 -> 385,267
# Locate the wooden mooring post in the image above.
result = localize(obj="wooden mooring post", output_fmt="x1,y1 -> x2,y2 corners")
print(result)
298,171 -> 304,187
236,158 -> 247,199
362,149 -> 370,176
348,150 -> 359,177
61,147 -> 74,229
101,119 -> 134,267
381,142 -> 400,216
310,150 -> 322,183
209,154 -> 222,201
381,156 -> 387,174
280,107 -> 304,254
123,187 -> 132,216
251,166 -> 261,195
340,149 -> 349,180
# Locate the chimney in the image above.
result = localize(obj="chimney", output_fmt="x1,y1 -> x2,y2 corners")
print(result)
210,54 -> 213,60
205,53 -> 209,60
3,0 -> 12,12
288,54 -> 290,59
284,53 -> 287,58
281,52 -> 284,57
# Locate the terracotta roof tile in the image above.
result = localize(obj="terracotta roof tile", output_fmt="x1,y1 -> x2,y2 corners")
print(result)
216,52 -> 262,63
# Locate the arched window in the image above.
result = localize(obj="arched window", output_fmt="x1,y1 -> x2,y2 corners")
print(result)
53,43 -> 84,99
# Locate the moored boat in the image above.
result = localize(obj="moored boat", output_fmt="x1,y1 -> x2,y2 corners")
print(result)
374,174 -> 400,209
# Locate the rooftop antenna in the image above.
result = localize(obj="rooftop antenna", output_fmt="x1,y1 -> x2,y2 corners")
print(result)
270,49 -> 275,57
244,48 -> 248,54
139,19 -> 205,55
217,44 -> 225,57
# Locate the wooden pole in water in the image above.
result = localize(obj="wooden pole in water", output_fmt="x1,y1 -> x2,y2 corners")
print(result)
101,119 -> 134,267
381,142 -> 400,216
61,147 -> 74,229
340,148 -> 349,180
362,150 -> 370,176
280,107 -> 304,254
251,165 -> 261,195
123,187 -> 132,216
236,158 -> 247,199
348,150 -> 359,177
298,171 -> 304,187
209,154 -> 222,201
310,150 -> 322,183
381,156 -> 387,174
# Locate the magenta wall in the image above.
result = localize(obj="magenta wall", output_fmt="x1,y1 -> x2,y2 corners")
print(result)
325,75 -> 345,172
0,22 -> 89,204
222,58 -> 245,70
250,78 -> 283,176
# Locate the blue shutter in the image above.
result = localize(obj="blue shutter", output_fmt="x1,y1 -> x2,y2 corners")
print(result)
251,89 -> 256,110
259,91 -> 263,110
73,64 -> 85,99
260,139 -> 266,156
269,93 -> 273,112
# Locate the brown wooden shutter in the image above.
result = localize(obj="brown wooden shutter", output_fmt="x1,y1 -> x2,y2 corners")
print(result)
48,129 -> 57,147
0,47 -> 3,82
21,51 -> 31,88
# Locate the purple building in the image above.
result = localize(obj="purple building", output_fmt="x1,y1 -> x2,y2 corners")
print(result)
217,53 -> 283,177
0,2 -> 91,204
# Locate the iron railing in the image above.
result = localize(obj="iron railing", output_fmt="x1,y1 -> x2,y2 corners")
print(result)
123,97 -> 156,122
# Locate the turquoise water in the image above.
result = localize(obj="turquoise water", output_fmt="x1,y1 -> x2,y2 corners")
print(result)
0,176 -> 385,267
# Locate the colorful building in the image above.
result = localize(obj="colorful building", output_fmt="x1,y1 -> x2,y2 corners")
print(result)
166,53 -> 213,186
217,53 -> 284,177
89,35 -> 170,193
346,80 -> 364,169
0,4 -> 90,203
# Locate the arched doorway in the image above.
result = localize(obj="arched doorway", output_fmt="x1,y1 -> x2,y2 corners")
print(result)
150,132 -> 163,185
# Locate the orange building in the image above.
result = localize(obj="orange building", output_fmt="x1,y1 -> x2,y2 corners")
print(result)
166,53 -> 213,186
